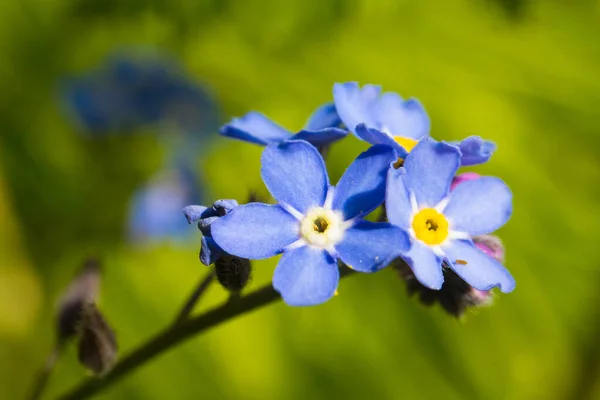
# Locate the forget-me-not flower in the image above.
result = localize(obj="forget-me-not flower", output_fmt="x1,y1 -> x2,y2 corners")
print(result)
128,166 -> 202,243
385,138 -> 515,292
333,82 -> 495,167
211,140 -> 410,306
183,199 -> 239,266
219,102 -> 347,148
63,54 -> 219,136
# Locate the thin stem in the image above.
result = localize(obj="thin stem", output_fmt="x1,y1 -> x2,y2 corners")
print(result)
172,271 -> 214,325
27,345 -> 61,400
56,267 -> 354,400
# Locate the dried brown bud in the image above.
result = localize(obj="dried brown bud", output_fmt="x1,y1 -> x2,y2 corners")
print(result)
77,303 -> 118,375
56,259 -> 101,341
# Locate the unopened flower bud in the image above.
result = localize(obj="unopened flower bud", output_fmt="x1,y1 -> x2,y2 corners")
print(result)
214,255 -> 251,293
56,259 -> 101,342
450,172 -> 480,191
464,288 -> 493,308
393,258 -> 493,317
77,303 -> 118,375
473,234 -> 505,263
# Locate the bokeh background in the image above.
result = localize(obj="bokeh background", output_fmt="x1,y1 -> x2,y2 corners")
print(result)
1,0 -> 599,399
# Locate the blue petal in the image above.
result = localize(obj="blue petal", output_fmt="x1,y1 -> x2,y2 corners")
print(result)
213,199 -> 239,214
291,128 -> 348,148
444,239 -> 515,292
403,138 -> 460,208
183,205 -> 207,224
453,136 -> 496,166
332,145 -> 395,219
197,199 -> 239,233
220,111 -> 291,145
403,241 -> 444,290
198,199 -> 240,235
385,167 -> 413,229
336,221 -> 410,272
200,236 -> 222,266
198,216 -> 218,235
371,94 -> 430,140
333,82 -> 381,136
272,246 -> 339,306
304,102 -> 342,130
261,140 -> 329,214
443,176 -> 512,236
211,203 -> 299,259
355,124 -> 405,156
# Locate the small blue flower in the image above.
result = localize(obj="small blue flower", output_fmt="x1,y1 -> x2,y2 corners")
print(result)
219,102 -> 347,148
385,138 -> 515,292
128,166 -> 202,243
333,82 -> 495,166
211,140 -> 410,306
183,199 -> 239,266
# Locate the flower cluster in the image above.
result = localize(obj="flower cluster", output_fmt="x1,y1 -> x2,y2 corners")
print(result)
186,82 -> 515,311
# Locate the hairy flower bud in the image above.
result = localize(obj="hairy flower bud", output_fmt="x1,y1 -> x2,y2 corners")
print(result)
77,303 -> 118,375
394,257 -> 494,317
450,172 -> 480,191
214,255 -> 252,293
56,259 -> 101,342
473,234 -> 505,263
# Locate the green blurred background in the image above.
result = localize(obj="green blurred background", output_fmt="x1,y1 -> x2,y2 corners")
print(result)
1,0 -> 600,398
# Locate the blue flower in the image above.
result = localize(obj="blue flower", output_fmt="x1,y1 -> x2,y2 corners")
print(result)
211,140 -> 410,306
219,102 -> 347,148
128,166 -> 202,243
183,200 -> 238,266
62,54 -> 219,136
333,82 -> 495,166
385,138 -> 515,292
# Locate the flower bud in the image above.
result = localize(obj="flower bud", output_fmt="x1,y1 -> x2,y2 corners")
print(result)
473,234 -> 505,263
214,255 -> 252,293
393,258 -> 492,317
463,288 -> 493,308
56,259 -> 101,342
450,172 -> 480,191
77,303 -> 118,375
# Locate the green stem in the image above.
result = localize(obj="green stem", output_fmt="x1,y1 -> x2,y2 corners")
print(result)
172,271 -> 214,325
56,267 -> 354,400
27,346 -> 61,400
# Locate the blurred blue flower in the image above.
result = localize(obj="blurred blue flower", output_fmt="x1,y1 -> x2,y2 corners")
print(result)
333,82 -> 495,166
62,53 -> 224,243
219,102 -> 348,148
183,199 -> 239,266
62,54 -> 219,137
385,138 -> 515,292
211,140 -> 409,306
128,165 -> 202,243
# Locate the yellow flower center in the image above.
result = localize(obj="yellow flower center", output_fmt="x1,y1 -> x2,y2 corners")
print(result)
312,216 -> 329,233
412,208 -> 449,245
300,208 -> 344,248
392,137 -> 418,169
